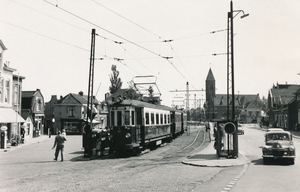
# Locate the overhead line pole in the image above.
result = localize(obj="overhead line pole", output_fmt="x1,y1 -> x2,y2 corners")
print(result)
84,28 -> 96,158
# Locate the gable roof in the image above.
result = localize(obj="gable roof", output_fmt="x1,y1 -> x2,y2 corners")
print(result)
245,100 -> 261,110
270,84 -> 300,105
0,40 -> 7,51
57,93 -> 98,105
214,94 -> 260,108
21,109 -> 33,122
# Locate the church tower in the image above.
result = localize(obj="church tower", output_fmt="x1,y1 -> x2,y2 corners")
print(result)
205,68 -> 216,119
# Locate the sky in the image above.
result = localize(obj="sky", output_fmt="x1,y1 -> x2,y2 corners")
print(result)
0,0 -> 300,108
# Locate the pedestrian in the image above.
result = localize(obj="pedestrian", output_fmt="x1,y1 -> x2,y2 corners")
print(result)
52,131 -> 67,162
62,129 -> 67,138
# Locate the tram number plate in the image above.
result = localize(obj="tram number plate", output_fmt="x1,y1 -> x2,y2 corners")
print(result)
156,140 -> 162,145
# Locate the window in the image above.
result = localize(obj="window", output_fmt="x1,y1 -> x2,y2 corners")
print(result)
37,99 -> 42,111
151,113 -> 155,125
131,111 -> 135,125
125,111 -> 130,125
111,111 -> 115,126
145,112 -> 150,125
164,114 -> 167,124
5,80 -> 9,103
168,114 -> 170,123
0,78 -> 3,102
156,113 -> 159,124
13,84 -> 19,105
117,111 -> 122,126
160,114 -> 163,125
68,106 -> 75,117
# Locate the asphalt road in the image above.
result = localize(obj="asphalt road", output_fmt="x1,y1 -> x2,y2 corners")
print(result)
231,125 -> 300,192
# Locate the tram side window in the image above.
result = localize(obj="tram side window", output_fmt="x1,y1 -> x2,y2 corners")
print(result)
168,114 -> 170,123
131,111 -> 135,125
145,112 -> 150,125
156,113 -> 159,124
164,114 -> 166,124
111,111 -> 115,126
160,114 -> 163,125
117,111 -> 122,126
125,111 -> 130,125
151,113 -> 154,125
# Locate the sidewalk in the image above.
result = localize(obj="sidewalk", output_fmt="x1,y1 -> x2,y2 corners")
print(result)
182,124 -> 300,167
0,135 -> 51,152
182,138 -> 250,167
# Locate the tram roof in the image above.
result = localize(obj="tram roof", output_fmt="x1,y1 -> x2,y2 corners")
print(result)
111,99 -> 178,112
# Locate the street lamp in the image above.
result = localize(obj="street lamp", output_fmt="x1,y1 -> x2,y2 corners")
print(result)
226,0 -> 249,158
227,0 -> 249,121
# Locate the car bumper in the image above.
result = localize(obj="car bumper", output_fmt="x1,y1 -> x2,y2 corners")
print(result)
262,155 -> 295,159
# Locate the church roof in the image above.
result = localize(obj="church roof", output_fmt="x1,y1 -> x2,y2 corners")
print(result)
206,68 -> 215,81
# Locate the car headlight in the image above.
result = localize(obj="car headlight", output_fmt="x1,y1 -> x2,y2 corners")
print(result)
289,147 -> 295,151
125,133 -> 131,138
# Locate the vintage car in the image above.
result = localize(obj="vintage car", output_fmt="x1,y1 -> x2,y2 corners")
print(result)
237,124 -> 244,135
261,131 -> 295,164
267,128 -> 284,132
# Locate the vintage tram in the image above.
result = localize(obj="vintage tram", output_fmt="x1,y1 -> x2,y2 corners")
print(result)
109,100 -> 187,155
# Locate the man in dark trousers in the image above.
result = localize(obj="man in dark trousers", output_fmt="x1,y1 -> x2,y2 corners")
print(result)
52,131 -> 67,162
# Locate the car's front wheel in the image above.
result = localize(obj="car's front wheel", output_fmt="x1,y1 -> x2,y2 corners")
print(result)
263,157 -> 270,165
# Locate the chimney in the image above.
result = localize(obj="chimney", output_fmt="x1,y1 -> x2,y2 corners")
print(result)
79,91 -> 83,96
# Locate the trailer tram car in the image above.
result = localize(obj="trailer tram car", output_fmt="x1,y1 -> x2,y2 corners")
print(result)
109,100 -> 186,155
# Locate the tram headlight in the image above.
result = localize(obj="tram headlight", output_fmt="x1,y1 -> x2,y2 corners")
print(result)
125,133 -> 131,139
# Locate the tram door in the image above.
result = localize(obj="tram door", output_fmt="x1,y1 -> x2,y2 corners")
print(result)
136,107 -> 144,147
170,112 -> 175,138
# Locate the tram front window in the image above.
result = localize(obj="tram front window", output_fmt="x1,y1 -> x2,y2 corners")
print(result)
117,111 -> 122,126
125,111 -> 130,125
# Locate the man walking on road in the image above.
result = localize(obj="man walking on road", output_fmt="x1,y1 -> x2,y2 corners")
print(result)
52,131 -> 67,162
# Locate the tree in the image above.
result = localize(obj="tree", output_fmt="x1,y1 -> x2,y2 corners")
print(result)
109,65 -> 122,94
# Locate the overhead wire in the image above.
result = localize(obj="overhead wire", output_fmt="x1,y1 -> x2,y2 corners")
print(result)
43,0 -> 162,58
0,20 -> 90,52
167,42 -> 201,90
43,0 -> 191,83
91,0 -> 161,38
9,0 -> 218,102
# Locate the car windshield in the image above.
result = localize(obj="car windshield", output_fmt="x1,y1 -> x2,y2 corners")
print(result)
266,133 -> 290,141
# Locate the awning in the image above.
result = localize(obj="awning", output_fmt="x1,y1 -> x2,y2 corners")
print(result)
0,108 -> 25,123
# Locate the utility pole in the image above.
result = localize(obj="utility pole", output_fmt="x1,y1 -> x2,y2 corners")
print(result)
84,29 -> 96,158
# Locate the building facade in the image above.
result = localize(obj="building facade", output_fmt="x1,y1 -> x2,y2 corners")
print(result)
45,91 -> 107,135
0,40 -> 25,144
205,68 -> 264,122
268,83 -> 300,130
21,89 -> 45,137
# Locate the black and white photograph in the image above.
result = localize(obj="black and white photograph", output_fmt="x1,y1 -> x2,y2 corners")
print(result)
1,0 -> 300,191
